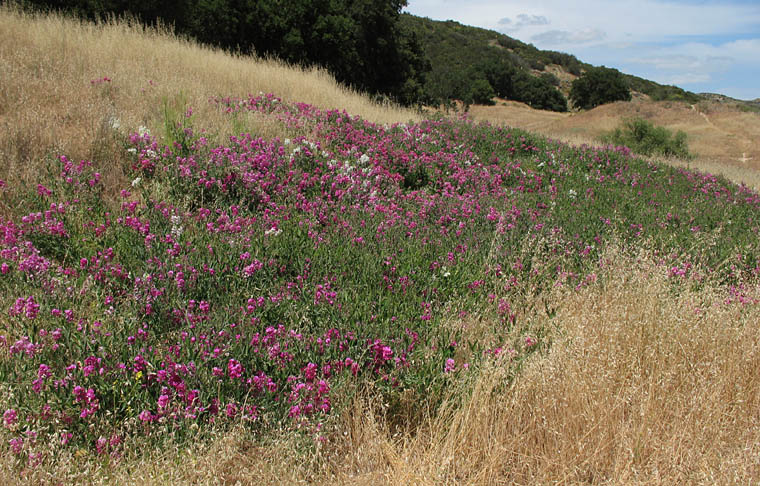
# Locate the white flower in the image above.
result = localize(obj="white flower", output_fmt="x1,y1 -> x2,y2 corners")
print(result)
568,189 -> 577,199
109,117 -> 121,130
265,227 -> 282,236
131,177 -> 142,187
138,125 -> 150,136
127,148 -> 137,155
171,215 -> 184,239
359,154 -> 370,164
283,139 -> 291,146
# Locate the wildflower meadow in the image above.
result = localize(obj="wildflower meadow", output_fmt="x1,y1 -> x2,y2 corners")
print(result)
2,87 -> 759,480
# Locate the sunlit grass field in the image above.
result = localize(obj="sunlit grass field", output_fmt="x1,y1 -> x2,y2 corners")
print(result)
1,6 -> 759,485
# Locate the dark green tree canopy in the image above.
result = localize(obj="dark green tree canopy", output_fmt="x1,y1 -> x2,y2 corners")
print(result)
467,78 -> 496,106
399,15 -> 568,112
570,66 -> 631,110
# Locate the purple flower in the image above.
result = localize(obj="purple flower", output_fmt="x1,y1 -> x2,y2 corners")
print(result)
61,432 -> 72,445
157,394 -> 170,409
3,409 -> 17,427
96,437 -> 108,455
444,358 -> 456,373
9,437 -> 23,454
227,359 -> 243,379
226,402 -> 238,418
302,362 -> 318,381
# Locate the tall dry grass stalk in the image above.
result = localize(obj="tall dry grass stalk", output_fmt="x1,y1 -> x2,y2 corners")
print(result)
331,253 -> 760,485
0,4 -> 418,209
0,425 -> 326,485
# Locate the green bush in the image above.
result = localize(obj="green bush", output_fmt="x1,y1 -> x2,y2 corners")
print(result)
468,78 -> 496,105
602,118 -> 692,159
570,66 -> 631,109
540,72 -> 560,87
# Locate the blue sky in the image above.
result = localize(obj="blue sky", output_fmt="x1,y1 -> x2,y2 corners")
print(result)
403,0 -> 760,100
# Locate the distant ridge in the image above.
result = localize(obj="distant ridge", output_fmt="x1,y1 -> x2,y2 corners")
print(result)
401,14 -> 702,109
699,93 -> 760,110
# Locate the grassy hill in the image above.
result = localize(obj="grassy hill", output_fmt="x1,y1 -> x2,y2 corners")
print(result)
469,96 -> 760,191
2,6 -> 760,485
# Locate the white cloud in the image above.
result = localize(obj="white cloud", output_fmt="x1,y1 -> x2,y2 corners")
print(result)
497,14 -> 549,31
665,73 -> 712,85
624,42 -> 748,86
721,38 -> 760,56
531,28 -> 606,45
628,54 -> 735,72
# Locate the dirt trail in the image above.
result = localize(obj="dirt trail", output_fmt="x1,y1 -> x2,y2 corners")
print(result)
691,104 -> 715,128
691,104 -> 754,164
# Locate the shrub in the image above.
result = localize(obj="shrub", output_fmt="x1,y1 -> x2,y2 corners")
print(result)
602,118 -> 692,159
540,72 -> 560,87
570,66 -> 631,110
468,78 -> 496,105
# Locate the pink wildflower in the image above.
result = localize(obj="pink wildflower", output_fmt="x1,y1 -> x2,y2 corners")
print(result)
157,394 -> 170,409
9,437 -> 23,454
444,358 -> 456,373
3,409 -> 17,427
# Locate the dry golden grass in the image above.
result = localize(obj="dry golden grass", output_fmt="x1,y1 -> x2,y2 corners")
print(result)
327,252 -> 760,485
0,4 -> 418,209
0,426 -> 325,485
471,98 -> 760,190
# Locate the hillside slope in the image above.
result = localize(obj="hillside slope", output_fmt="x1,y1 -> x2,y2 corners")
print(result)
0,4 -> 419,202
470,97 -> 760,188
400,14 -> 701,109
2,7 -> 760,486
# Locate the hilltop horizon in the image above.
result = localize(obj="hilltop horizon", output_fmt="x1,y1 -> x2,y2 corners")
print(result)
404,0 -> 760,102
